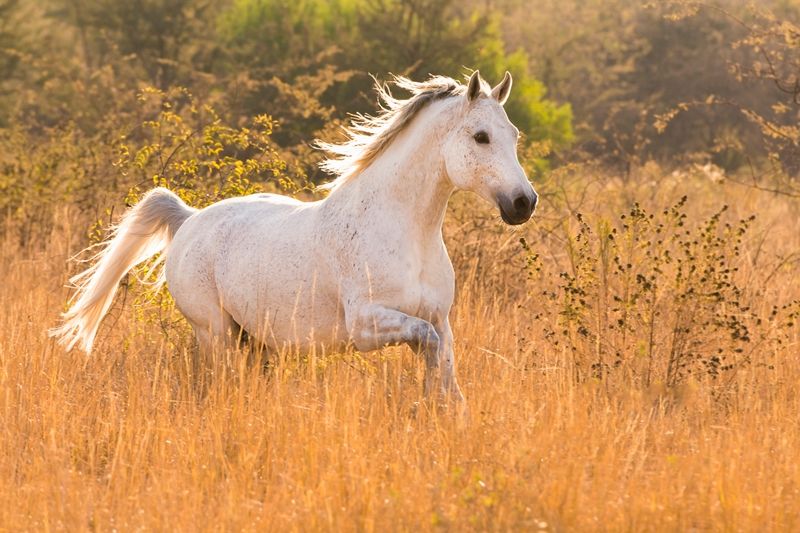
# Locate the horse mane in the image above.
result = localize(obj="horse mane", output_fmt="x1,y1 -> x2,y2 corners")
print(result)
316,74 -> 485,191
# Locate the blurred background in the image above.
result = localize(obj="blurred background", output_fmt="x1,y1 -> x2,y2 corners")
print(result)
1,0 -> 798,234
1,3 -> 798,158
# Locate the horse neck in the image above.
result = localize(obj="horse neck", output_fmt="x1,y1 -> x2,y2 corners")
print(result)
335,100 -> 456,236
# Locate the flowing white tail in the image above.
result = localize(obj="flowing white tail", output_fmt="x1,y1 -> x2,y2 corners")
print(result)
50,188 -> 196,353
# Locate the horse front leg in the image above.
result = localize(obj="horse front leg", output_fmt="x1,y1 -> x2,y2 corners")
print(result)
346,304 -> 441,397
437,319 -> 465,403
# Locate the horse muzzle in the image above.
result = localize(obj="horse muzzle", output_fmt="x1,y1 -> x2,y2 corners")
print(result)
497,191 -> 538,225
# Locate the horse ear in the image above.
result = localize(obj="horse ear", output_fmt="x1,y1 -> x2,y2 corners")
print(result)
466,70 -> 483,102
491,71 -> 513,105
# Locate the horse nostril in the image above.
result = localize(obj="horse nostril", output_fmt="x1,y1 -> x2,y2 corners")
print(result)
513,195 -> 530,215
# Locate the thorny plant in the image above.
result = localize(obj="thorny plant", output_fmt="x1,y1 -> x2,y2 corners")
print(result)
523,196 -> 799,390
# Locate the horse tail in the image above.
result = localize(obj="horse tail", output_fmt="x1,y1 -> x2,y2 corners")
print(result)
50,188 -> 197,353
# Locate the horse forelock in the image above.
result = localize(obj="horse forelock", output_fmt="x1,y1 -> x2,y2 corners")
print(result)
316,74 -> 484,190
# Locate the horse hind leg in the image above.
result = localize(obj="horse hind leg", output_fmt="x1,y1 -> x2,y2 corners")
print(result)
185,301 -> 238,366
188,302 -> 270,370
228,317 -> 270,370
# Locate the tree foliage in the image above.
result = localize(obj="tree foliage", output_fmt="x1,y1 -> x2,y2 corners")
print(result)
1,0 -> 800,205
497,0 -> 800,183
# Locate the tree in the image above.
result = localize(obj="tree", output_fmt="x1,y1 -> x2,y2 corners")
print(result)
58,0 -> 219,89
218,0 -> 572,179
657,1 -> 800,188
355,0 -> 572,147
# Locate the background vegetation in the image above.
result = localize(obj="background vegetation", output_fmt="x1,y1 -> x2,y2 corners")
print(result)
1,0 -> 799,529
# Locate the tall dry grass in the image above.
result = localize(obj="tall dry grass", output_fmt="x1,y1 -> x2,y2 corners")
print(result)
1,168 -> 799,531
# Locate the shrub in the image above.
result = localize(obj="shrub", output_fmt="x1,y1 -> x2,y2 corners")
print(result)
524,196 -> 797,389
117,86 -> 305,209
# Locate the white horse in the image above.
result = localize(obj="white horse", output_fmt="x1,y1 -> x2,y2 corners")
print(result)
51,70 -> 537,401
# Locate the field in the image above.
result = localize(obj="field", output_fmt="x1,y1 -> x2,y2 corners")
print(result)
3,0 -> 800,530
1,167 -> 798,531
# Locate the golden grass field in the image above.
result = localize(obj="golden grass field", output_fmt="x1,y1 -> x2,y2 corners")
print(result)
1,169 -> 799,531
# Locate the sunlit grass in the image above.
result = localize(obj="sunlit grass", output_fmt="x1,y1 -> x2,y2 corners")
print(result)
1,173 -> 798,531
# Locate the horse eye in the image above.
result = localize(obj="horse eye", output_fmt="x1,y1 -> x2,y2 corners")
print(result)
473,131 -> 490,144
